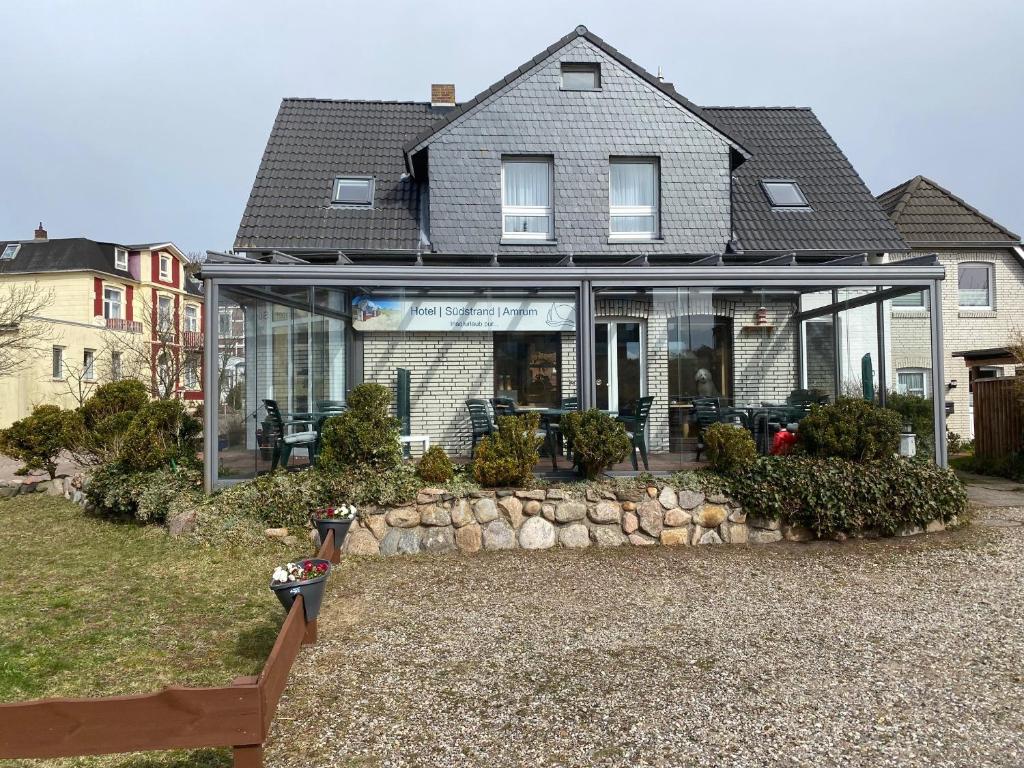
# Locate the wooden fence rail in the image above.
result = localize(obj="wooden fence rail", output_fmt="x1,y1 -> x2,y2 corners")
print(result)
0,528 -> 341,767
973,377 -> 1024,459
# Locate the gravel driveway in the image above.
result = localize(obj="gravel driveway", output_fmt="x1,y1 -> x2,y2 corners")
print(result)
266,508 -> 1024,767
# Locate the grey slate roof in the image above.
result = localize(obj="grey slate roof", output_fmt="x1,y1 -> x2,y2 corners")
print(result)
0,238 -> 133,280
235,99 -> 440,252
705,108 -> 907,253
234,30 -> 908,256
403,25 -> 751,161
877,175 -> 1020,245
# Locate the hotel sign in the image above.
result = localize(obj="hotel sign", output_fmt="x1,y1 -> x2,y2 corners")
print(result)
352,296 -> 576,332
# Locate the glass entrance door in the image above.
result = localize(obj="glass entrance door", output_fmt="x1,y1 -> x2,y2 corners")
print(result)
595,320 -> 644,412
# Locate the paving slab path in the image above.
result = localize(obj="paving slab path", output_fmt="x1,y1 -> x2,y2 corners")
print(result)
957,469 -> 1024,509
265,507 -> 1024,768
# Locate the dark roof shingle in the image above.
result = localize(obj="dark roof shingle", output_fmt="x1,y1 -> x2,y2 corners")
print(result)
704,107 -> 907,253
234,99 -> 440,251
877,175 -> 1020,245
0,238 -> 133,279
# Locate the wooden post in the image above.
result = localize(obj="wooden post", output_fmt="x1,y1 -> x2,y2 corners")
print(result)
302,618 -> 318,646
233,744 -> 264,768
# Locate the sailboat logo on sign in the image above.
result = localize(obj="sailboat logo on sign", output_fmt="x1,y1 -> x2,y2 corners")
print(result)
545,303 -> 574,328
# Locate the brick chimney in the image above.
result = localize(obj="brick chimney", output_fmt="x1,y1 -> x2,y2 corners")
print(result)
430,83 -> 455,108
34,221 -> 47,240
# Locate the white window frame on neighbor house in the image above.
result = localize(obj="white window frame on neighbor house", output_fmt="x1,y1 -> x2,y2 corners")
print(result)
2,243 -> 20,260
609,158 -> 659,240
897,368 -> 929,398
159,253 -> 172,282
183,352 -> 200,390
157,294 -> 174,332
501,157 -> 554,241
103,287 -> 123,320
51,346 -> 64,380
114,247 -> 129,271
111,351 -> 122,381
958,262 -> 994,309
183,303 -> 199,333
83,349 -> 96,381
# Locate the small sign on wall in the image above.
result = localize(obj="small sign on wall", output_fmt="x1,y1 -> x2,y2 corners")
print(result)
352,296 -> 576,332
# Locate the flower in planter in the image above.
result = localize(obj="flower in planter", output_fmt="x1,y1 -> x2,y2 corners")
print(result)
314,503 -> 357,520
271,559 -> 329,584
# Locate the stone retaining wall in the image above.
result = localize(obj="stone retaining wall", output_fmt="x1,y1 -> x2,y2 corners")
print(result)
338,485 -> 952,557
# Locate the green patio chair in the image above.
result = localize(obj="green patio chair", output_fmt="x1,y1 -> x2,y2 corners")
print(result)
617,396 -> 654,471
263,399 -> 318,471
490,397 -> 518,418
693,397 -> 720,462
466,398 -> 496,454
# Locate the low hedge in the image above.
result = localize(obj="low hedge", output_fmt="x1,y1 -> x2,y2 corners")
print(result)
730,456 -> 967,537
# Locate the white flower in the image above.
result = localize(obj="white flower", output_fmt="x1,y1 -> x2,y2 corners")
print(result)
271,567 -> 289,584
339,504 -> 350,517
350,504 -> 358,516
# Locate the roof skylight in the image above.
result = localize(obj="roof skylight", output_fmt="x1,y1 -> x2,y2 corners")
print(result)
332,177 -> 374,207
762,180 -> 809,208
1,244 -> 20,260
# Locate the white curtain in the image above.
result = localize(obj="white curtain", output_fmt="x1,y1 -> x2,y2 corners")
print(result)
503,161 -> 550,207
611,161 -> 655,207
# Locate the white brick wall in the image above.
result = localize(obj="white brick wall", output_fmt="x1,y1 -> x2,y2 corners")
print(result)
363,332 -> 493,456
890,248 -> 1024,437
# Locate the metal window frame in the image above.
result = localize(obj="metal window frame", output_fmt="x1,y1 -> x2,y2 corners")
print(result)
760,178 -> 811,209
201,261 -> 948,491
331,176 -> 375,207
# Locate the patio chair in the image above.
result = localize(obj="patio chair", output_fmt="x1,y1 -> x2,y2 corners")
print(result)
263,399 -> 319,471
315,399 -> 347,413
693,397 -> 720,462
617,396 -> 654,471
466,398 -> 496,454
490,397 -> 518,418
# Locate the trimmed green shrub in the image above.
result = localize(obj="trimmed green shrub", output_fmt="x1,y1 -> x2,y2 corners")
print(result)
417,445 -> 454,484
318,383 -> 402,472
731,456 -> 967,536
0,404 -> 80,478
472,413 -> 543,487
75,379 -> 150,463
886,392 -> 935,457
703,422 -> 757,476
117,399 -> 202,472
798,398 -> 902,461
86,463 -> 203,523
560,409 -> 631,479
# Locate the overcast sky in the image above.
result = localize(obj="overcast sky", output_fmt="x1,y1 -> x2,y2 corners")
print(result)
1,0 -> 1021,254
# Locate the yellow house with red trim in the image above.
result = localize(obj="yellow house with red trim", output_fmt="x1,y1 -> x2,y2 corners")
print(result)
0,224 -> 204,427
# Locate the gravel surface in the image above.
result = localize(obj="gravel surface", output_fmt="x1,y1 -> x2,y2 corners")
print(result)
266,509 -> 1024,767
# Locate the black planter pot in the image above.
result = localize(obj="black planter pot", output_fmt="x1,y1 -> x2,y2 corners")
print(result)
269,559 -> 331,622
312,515 -> 354,549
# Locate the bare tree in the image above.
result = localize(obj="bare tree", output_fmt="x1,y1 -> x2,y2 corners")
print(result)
100,293 -> 204,400
0,282 -> 56,378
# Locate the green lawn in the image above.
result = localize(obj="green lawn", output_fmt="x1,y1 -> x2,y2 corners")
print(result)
0,494 -> 309,767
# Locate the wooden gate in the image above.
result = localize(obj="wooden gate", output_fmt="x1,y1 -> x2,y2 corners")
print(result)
973,377 -> 1024,459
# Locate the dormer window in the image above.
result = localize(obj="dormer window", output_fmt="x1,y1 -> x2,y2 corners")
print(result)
761,180 -> 810,208
561,62 -> 600,91
115,247 -> 128,271
159,253 -> 172,281
332,176 -> 374,206
1,243 -> 19,260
